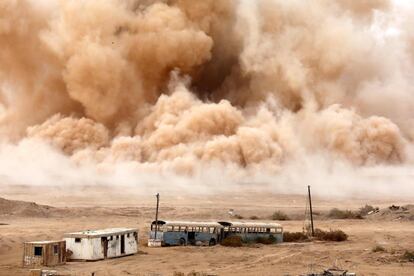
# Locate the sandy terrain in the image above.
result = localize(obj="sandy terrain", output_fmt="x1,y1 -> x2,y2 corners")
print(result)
0,185 -> 413,276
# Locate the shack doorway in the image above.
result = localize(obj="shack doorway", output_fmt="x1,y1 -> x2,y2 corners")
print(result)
121,235 -> 125,254
101,237 -> 108,258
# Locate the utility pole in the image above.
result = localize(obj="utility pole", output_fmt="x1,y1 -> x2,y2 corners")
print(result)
308,185 -> 315,237
154,193 -> 160,240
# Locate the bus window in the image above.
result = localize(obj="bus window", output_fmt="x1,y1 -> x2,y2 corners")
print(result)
270,228 -> 276,233
167,226 -> 173,232
209,227 -> 215,234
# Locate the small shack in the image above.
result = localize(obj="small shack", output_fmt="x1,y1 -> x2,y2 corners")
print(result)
64,228 -> 138,261
23,241 -> 66,267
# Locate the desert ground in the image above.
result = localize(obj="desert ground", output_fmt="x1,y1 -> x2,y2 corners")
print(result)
0,184 -> 413,276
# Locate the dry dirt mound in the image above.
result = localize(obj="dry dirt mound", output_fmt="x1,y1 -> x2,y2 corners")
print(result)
369,205 -> 414,221
0,197 -> 56,217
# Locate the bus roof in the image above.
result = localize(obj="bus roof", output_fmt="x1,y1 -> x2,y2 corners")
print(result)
218,221 -> 283,229
152,220 -> 223,228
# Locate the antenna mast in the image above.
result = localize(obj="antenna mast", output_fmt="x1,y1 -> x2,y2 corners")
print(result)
154,193 -> 160,240
308,185 -> 315,237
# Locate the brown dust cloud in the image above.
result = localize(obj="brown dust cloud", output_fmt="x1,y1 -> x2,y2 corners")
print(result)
0,0 -> 414,197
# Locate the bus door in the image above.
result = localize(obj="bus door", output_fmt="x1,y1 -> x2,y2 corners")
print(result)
219,228 -> 224,241
188,227 -> 196,244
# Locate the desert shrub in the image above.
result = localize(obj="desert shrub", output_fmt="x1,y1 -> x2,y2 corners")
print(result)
174,273 -> 185,276
256,235 -> 277,245
221,236 -> 243,247
187,272 -> 209,276
283,231 -> 309,242
234,214 -> 244,219
372,245 -> 386,253
249,215 -> 259,220
271,210 -> 290,221
359,204 -> 378,216
314,229 -> 348,242
402,251 -> 414,262
328,208 -> 363,219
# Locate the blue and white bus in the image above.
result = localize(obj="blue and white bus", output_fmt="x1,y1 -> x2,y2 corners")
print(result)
218,221 -> 283,243
150,221 -> 224,246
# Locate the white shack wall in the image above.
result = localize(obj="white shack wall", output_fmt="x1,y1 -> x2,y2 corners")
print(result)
107,233 -> 138,258
65,232 -> 138,260
125,233 -> 138,255
65,238 -> 103,260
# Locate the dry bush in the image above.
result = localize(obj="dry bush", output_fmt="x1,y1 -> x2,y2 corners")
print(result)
372,245 -> 386,252
314,229 -> 348,242
187,272 -> 209,276
402,251 -> 414,262
359,204 -> 378,216
283,232 -> 309,242
271,211 -> 290,221
249,215 -> 259,220
328,208 -> 363,219
220,236 -> 243,247
174,272 -> 210,276
256,235 -> 276,245
234,214 -> 244,219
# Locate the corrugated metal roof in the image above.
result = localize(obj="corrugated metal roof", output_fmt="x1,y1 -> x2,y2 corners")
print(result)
64,228 -> 138,238
24,240 -> 64,244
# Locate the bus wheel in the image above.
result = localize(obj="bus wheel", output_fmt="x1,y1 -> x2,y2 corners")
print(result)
209,238 -> 216,246
179,238 -> 186,246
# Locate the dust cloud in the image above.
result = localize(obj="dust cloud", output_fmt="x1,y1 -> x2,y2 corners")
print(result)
0,0 -> 413,197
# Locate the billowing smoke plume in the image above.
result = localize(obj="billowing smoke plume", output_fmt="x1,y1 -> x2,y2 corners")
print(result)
0,0 -> 414,194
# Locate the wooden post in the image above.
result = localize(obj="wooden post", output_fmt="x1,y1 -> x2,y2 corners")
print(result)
154,193 -> 160,240
308,185 -> 315,237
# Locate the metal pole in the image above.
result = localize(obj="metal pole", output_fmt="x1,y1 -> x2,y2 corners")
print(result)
308,185 -> 315,237
154,193 -> 160,240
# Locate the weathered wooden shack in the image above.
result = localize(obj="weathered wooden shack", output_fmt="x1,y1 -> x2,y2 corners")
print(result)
22,241 -> 66,267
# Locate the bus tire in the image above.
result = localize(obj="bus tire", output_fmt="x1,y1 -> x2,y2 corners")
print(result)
179,238 -> 186,246
209,238 -> 216,246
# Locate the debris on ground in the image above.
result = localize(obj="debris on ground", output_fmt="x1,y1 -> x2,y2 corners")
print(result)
29,269 -> 60,276
302,268 -> 356,276
368,205 -> 414,221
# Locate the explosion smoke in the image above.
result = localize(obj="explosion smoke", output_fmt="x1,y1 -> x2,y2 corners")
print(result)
0,0 -> 413,195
